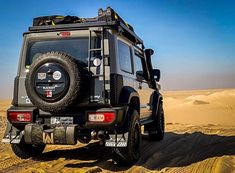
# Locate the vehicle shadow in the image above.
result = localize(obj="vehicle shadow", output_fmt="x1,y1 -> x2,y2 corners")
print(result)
34,132 -> 235,171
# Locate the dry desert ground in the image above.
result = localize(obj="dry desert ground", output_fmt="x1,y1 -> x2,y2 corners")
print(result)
0,89 -> 235,173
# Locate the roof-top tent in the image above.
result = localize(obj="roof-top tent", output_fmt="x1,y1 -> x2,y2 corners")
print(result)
28,7 -> 144,47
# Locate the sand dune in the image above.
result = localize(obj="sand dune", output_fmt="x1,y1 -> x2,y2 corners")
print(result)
164,89 -> 235,126
0,89 -> 235,173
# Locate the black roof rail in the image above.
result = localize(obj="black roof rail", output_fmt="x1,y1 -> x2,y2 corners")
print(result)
28,7 -> 143,45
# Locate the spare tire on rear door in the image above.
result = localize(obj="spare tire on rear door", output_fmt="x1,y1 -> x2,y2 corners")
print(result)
25,51 -> 89,112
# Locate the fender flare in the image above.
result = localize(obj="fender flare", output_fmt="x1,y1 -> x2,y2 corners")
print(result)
151,91 -> 163,119
117,86 -> 140,132
118,86 -> 139,107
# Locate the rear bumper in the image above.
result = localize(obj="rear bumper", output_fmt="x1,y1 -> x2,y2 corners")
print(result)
6,106 -> 126,129
23,123 -> 128,147
3,106 -> 129,147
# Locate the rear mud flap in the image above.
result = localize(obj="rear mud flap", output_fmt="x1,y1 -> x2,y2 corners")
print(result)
1,120 -> 23,144
105,132 -> 128,147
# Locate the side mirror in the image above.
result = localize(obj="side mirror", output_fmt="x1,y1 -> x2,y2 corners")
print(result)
145,49 -> 154,57
153,69 -> 160,82
136,71 -> 145,82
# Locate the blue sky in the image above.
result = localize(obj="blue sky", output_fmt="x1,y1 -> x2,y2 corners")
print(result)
0,0 -> 235,99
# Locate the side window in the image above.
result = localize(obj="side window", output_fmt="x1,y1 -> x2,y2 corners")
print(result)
118,40 -> 133,73
135,51 -> 148,80
135,54 -> 143,72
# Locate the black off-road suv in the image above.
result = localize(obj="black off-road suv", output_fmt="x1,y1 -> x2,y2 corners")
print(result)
2,7 -> 164,165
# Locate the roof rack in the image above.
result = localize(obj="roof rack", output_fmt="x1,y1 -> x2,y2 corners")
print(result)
28,7 -> 143,45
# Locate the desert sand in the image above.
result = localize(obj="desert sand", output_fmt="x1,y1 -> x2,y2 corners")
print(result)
0,89 -> 235,173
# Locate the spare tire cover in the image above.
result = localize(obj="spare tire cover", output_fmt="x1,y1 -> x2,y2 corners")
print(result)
25,51 -> 86,112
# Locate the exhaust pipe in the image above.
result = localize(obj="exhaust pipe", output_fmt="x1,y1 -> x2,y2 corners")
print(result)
91,130 -> 97,140
97,130 -> 105,140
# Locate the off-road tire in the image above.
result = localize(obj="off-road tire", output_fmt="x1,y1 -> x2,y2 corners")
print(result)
112,110 -> 141,165
25,51 -> 88,112
11,139 -> 45,159
147,103 -> 165,141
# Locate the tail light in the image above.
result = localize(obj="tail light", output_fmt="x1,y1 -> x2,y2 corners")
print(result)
88,112 -> 115,123
8,112 -> 32,123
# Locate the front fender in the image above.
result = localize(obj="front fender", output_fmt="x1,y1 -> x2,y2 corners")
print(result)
151,91 -> 163,119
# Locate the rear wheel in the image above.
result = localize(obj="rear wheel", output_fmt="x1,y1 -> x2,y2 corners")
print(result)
11,139 -> 45,159
112,110 -> 141,165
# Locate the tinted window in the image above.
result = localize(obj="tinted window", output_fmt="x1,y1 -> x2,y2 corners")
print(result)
26,38 -> 89,66
118,40 -> 133,73
135,52 -> 148,80
135,54 -> 143,72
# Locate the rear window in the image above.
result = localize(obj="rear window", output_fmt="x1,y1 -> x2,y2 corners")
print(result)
26,37 -> 98,66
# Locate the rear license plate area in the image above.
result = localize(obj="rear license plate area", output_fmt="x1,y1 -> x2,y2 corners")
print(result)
51,117 -> 73,125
